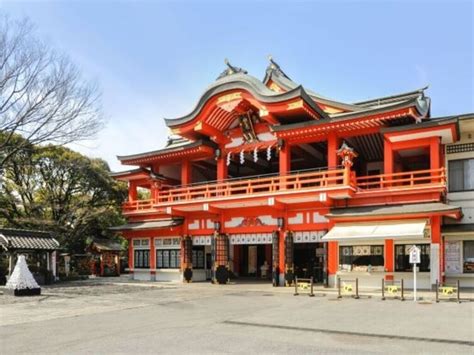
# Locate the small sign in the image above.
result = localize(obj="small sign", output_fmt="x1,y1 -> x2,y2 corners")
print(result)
409,246 -> 421,264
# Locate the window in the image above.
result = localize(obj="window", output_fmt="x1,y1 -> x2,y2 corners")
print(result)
156,249 -> 181,269
395,244 -> 430,272
134,250 -> 150,269
449,159 -> 474,192
133,239 -> 149,247
339,245 -> 384,272
192,247 -> 205,269
463,241 -> 474,273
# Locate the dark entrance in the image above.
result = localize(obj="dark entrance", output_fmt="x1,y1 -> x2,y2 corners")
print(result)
294,243 -> 325,283
234,244 -> 272,279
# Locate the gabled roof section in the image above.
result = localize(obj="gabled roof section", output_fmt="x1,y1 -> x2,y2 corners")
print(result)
263,57 -> 363,113
353,86 -> 429,107
164,70 -> 329,129
263,57 -> 431,115
272,95 -> 430,135
216,59 -> 248,80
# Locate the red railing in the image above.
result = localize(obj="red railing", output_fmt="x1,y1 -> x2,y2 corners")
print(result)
123,199 -> 154,212
356,168 -> 446,191
122,167 -> 446,213
122,168 -> 346,212
156,168 -> 346,204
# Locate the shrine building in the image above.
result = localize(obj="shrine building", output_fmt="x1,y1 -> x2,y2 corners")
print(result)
111,58 -> 474,289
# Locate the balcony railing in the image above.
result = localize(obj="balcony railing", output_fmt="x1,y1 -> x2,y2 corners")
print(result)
356,168 -> 446,191
122,167 -> 446,213
122,167 -> 346,213
156,167 -> 346,204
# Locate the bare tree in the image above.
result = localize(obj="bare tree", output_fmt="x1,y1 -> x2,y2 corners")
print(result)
0,16 -> 104,168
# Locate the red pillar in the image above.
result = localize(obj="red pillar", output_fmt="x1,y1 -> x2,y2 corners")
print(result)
384,138 -> 393,174
431,215 -> 442,284
327,241 -> 338,276
278,229 -> 285,284
327,132 -> 340,168
217,156 -> 228,181
327,133 -> 341,284
278,142 -> 289,284
279,141 -> 291,174
430,137 -> 441,183
384,239 -> 394,273
128,181 -> 137,201
181,160 -> 192,185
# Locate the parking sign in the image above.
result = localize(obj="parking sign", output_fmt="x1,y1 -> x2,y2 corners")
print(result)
409,245 -> 421,264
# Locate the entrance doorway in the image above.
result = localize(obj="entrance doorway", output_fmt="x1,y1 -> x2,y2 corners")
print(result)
294,243 -> 325,283
233,244 -> 272,280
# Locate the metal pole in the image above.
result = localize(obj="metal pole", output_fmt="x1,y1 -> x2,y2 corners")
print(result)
310,277 -> 314,297
457,280 -> 460,303
337,277 -> 341,298
435,279 -> 439,303
294,277 -> 298,296
413,264 -> 417,302
355,278 -> 359,299
382,279 -> 385,301
401,279 -> 405,301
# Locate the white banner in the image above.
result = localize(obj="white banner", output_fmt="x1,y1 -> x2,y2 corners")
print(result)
229,233 -> 273,245
294,231 -> 326,243
192,236 -> 212,246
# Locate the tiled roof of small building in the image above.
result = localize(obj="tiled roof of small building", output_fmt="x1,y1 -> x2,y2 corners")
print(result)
0,228 -> 60,251
90,239 -> 123,252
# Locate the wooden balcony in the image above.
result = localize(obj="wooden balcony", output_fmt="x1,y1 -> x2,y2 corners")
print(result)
122,167 -> 446,214
355,168 -> 446,191
122,167 -> 349,213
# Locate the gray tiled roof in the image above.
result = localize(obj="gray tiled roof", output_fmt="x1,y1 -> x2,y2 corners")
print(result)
90,239 -> 123,251
0,228 -> 60,251
109,219 -> 183,231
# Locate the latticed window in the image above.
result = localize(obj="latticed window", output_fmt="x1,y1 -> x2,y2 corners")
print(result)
395,244 -> 430,272
134,250 -> 150,269
156,250 -> 180,269
192,247 -> 205,269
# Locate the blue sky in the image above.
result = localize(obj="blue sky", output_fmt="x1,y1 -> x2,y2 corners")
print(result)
1,0 -> 473,171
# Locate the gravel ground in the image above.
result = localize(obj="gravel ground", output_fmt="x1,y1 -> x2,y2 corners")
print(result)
0,278 -> 473,354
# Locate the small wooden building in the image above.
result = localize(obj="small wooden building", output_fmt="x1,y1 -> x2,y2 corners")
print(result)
86,239 -> 123,277
0,228 -> 60,284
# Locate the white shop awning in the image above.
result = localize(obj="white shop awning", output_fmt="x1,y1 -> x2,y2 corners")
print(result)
322,220 -> 428,242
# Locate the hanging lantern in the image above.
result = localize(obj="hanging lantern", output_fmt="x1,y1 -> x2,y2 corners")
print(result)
226,152 -> 231,166
240,150 -> 245,165
253,147 -> 258,163
267,146 -> 272,161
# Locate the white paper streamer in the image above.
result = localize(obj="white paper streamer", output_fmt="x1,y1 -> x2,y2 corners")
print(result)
5,255 -> 40,290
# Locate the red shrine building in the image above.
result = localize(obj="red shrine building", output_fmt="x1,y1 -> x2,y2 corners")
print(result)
111,58 -> 474,288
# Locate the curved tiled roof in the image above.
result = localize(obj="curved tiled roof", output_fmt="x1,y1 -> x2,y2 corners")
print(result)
0,228 -> 60,251
164,72 -> 329,128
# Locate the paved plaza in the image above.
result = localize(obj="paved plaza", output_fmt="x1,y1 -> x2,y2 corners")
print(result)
0,278 -> 473,354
